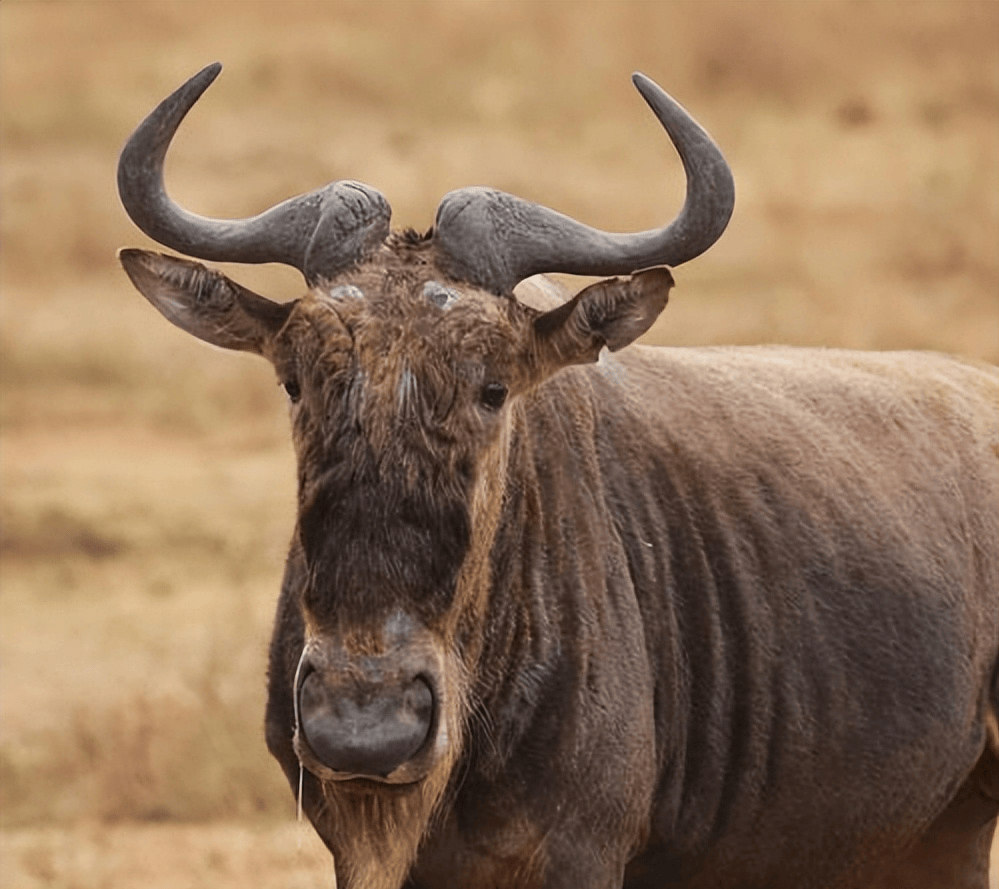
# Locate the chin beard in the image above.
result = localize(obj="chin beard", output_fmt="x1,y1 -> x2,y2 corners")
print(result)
295,620 -> 474,889
313,751 -> 458,889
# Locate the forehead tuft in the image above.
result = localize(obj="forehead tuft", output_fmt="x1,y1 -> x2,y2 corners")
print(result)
279,247 -> 530,374
300,246 -> 513,325
269,235 -> 542,407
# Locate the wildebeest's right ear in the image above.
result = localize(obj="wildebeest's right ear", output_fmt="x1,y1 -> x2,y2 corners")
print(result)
118,249 -> 294,355
532,266 -> 673,371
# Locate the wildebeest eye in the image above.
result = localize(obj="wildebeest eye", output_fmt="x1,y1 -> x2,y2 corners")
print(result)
480,382 -> 508,411
282,378 -> 302,404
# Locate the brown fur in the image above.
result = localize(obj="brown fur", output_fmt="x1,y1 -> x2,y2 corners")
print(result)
120,243 -> 998,888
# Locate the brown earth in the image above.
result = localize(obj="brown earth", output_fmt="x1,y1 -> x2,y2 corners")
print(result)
1,1 -> 997,886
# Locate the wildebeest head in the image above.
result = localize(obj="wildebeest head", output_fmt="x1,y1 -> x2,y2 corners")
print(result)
116,62 -> 733,872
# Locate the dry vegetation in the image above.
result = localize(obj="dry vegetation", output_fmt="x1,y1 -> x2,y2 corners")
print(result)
1,1 -> 997,886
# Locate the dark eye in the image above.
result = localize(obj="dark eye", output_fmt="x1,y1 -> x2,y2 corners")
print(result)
480,382 -> 508,411
282,378 -> 302,403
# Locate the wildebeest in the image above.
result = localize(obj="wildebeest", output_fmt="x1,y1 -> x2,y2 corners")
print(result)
117,63 -> 998,889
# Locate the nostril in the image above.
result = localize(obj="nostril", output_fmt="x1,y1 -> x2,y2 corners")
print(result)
403,675 -> 434,728
298,673 -> 435,778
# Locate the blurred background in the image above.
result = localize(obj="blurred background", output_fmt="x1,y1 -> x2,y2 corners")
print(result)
1,2 -> 997,887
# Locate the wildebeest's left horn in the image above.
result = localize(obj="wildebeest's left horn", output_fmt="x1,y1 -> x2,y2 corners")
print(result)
434,73 -> 735,294
117,63 -> 391,286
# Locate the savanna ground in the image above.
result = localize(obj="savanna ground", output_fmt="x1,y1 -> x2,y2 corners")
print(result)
1,2 -> 997,886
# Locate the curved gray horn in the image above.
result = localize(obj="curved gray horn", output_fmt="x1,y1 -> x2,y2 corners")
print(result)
117,63 -> 391,286
434,73 -> 735,294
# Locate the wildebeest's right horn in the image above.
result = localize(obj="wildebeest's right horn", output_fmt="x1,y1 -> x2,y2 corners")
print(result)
434,73 -> 735,295
117,63 -> 391,287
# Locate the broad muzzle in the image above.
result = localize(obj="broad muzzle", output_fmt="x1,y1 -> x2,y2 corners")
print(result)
292,613 -> 449,785
297,667 -> 435,779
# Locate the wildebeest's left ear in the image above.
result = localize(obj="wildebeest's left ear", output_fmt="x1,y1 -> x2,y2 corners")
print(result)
532,266 -> 673,369
118,248 -> 294,356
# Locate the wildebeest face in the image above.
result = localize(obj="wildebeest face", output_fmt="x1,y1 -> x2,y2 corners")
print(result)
119,242 -> 672,788
276,258 -> 533,627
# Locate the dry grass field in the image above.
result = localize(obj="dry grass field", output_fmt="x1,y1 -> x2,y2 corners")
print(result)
1,1 -> 997,886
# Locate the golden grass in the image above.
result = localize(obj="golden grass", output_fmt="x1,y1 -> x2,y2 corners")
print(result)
1,1 -> 997,871
1,821 -> 334,889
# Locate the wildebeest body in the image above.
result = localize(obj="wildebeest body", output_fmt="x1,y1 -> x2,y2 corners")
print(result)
566,346 -> 998,888
263,334 -> 999,888
117,64 -> 999,888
